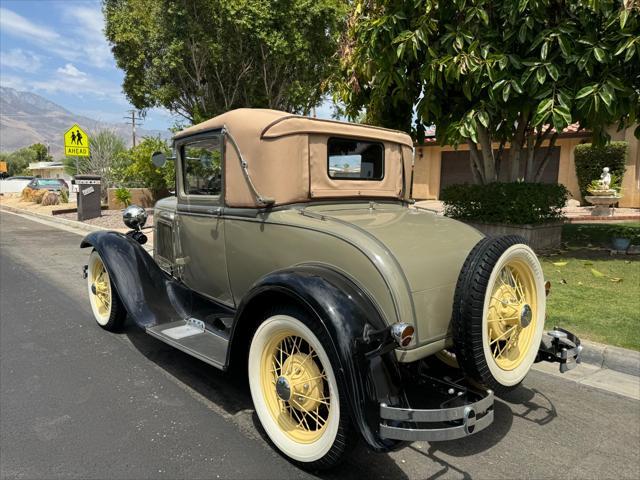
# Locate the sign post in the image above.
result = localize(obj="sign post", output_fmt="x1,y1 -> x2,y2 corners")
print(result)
64,124 -> 91,206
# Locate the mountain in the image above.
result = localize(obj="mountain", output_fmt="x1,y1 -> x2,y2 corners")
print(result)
0,87 -> 170,158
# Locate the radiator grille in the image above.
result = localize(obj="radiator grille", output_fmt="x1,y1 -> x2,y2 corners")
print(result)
156,221 -> 174,261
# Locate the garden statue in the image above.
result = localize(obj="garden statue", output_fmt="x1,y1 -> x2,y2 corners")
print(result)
600,167 -> 612,190
585,166 -> 622,216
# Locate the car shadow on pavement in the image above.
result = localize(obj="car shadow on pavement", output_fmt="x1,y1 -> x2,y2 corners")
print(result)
124,325 -> 411,479
124,324 -> 557,480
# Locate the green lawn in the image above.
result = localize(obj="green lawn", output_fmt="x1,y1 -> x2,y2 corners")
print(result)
539,223 -> 640,351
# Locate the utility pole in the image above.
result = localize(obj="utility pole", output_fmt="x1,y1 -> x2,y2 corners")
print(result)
124,109 -> 143,148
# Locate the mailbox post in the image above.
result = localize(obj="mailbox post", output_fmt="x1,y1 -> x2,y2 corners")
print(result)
73,174 -> 102,220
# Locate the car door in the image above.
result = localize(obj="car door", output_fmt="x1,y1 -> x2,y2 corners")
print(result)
175,132 -> 233,306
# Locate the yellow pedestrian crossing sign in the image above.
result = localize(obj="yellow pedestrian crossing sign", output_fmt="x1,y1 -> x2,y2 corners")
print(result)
64,124 -> 90,157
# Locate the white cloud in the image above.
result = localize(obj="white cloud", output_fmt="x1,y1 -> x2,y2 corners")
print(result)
0,6 -> 113,70
58,5 -> 113,68
0,49 -> 42,73
57,63 -> 87,79
0,8 -> 59,42
0,73 -> 27,90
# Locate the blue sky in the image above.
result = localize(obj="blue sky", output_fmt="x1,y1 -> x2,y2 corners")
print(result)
0,0 -> 335,132
0,0 -> 177,130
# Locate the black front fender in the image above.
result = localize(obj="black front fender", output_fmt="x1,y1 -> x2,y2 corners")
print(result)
230,265 -> 406,452
81,231 -> 233,330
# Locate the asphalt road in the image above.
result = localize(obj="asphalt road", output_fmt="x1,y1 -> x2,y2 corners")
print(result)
1,210 -> 639,480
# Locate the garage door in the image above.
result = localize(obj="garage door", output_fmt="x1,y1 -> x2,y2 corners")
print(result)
439,147 -> 560,194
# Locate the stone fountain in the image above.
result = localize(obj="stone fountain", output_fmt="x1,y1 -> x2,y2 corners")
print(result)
584,167 -> 622,216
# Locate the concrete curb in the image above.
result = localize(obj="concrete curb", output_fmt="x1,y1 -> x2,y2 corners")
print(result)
578,340 -> 640,377
0,204 -> 109,233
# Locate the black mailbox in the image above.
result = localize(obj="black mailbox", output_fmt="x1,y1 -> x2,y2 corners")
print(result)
74,174 -> 102,221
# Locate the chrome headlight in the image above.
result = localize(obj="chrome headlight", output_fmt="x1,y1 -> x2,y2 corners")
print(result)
123,205 -> 148,230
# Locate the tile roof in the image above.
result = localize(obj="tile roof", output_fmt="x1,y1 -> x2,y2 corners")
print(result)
419,122 -> 587,145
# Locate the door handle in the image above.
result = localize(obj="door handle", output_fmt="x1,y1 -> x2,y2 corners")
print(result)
207,207 -> 222,216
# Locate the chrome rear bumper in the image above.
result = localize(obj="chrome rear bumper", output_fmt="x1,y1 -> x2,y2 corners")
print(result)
379,376 -> 494,442
536,327 -> 582,373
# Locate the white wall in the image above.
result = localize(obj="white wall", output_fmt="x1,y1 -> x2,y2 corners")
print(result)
0,179 -> 30,194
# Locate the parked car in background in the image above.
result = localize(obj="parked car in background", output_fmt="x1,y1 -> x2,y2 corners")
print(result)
27,178 -> 68,191
5,176 -> 35,181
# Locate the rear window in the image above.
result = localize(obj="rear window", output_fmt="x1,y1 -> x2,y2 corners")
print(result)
327,137 -> 384,180
38,180 -> 61,186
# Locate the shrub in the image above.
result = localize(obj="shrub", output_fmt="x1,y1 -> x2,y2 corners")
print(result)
441,182 -> 569,225
21,187 -> 34,201
574,142 -> 628,199
33,190 -> 47,204
114,187 -> 132,207
59,189 -> 69,203
41,191 -> 60,206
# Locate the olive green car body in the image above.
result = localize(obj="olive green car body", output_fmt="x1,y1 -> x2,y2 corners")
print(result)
154,196 -> 483,363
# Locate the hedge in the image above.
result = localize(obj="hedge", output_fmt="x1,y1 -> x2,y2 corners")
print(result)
441,182 -> 568,225
574,141 -> 627,199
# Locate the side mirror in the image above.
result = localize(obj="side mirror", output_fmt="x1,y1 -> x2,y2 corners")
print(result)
151,151 -> 167,168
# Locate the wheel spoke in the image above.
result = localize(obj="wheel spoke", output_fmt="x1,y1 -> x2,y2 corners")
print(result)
496,327 -> 520,358
294,392 -> 330,406
487,316 -> 518,323
306,406 -> 328,427
291,374 -> 327,388
490,324 -> 517,345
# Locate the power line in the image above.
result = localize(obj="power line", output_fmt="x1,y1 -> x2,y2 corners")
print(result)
123,110 -> 144,147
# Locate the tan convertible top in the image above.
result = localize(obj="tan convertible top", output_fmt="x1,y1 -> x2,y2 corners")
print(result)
174,109 -> 413,208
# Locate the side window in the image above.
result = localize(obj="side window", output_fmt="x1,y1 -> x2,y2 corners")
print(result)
182,136 -> 222,196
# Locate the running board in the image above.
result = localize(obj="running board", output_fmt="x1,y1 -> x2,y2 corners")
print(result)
146,318 -> 229,370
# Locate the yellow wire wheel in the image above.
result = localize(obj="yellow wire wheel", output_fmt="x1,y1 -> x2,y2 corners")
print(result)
248,314 -> 342,465
486,259 -> 538,371
87,250 -> 125,331
453,236 -> 546,393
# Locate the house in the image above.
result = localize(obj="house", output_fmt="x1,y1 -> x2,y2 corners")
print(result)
412,124 -> 640,208
28,161 -> 72,183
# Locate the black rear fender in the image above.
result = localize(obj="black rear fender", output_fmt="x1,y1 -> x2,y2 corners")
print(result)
228,265 -> 405,452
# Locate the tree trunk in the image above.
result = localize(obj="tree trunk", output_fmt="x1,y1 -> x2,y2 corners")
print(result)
509,110 -> 529,181
467,140 -> 485,184
476,125 -> 497,183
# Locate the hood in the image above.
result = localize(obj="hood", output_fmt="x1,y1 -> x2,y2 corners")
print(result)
309,203 -> 483,293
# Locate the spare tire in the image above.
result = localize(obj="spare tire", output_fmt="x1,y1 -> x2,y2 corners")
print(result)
452,235 -> 545,395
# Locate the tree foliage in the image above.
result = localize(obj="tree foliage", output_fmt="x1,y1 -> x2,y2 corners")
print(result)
335,0 -> 640,183
115,137 -> 174,199
104,0 -> 347,123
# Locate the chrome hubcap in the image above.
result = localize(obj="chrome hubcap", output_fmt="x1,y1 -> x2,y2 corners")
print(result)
520,304 -> 533,328
275,376 -> 292,401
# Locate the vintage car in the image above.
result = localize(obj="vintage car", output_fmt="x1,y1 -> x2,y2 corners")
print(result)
81,109 -> 581,469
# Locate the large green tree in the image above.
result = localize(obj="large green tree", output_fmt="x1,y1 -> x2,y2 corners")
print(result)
335,0 -> 640,183
104,0 -> 346,123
